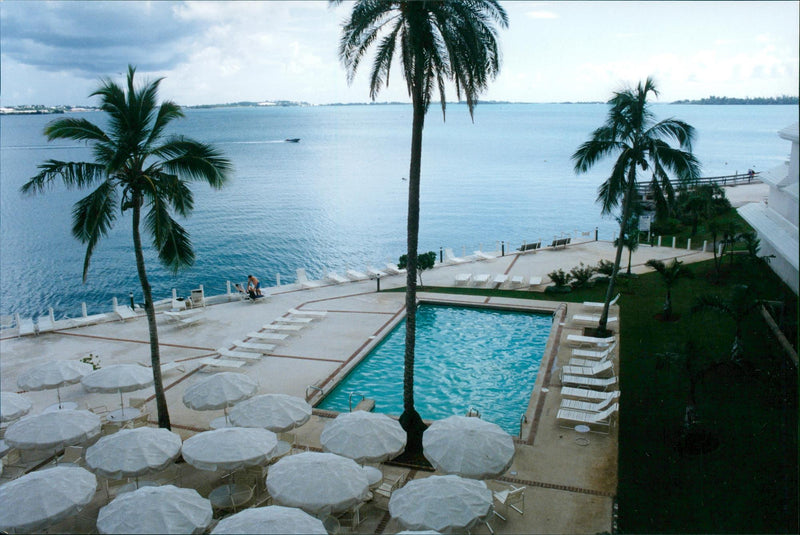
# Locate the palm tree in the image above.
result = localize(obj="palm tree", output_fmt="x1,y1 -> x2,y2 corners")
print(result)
21,66 -> 231,429
614,210 -> 641,275
645,258 -> 694,320
691,284 -> 763,362
334,0 -> 507,453
572,77 -> 700,335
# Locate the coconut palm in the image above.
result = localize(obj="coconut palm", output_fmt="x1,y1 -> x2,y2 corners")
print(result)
645,258 -> 694,320
572,77 -> 700,335
334,0 -> 507,453
20,66 -> 231,429
614,210 -> 641,276
691,284 -> 763,362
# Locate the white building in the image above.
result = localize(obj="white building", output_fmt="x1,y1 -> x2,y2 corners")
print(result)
738,122 -> 799,295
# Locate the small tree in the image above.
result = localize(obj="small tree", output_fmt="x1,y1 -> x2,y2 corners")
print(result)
570,262 -> 596,289
547,268 -> 573,293
614,209 -> 641,276
398,251 -> 437,286
691,284 -> 763,362
645,258 -> 694,320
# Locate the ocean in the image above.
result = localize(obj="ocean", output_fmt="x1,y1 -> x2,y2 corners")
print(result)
0,103 -> 795,320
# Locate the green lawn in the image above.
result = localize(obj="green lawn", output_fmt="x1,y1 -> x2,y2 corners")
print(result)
397,257 -> 798,533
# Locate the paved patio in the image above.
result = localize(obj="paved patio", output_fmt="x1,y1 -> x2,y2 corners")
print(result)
1,238 -> 715,533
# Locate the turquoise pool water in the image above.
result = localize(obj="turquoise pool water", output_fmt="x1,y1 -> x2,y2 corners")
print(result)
318,304 -> 551,435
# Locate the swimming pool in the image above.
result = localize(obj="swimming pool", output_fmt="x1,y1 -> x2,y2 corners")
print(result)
318,304 -> 552,435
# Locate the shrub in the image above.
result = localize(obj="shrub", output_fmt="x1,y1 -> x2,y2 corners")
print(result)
548,268 -> 572,287
570,262 -> 596,288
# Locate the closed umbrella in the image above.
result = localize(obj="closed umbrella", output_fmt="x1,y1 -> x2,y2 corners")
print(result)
422,415 -> 515,479
0,465 -> 97,533
96,485 -> 212,534
5,409 -> 101,455
81,364 -> 154,420
1,391 -> 33,423
389,475 -> 493,533
320,410 -> 406,464
211,505 -> 327,534
267,452 -> 370,516
85,427 -> 182,483
17,359 -> 93,410
182,372 -> 258,428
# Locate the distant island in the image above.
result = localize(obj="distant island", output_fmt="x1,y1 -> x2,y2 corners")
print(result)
671,95 -> 798,105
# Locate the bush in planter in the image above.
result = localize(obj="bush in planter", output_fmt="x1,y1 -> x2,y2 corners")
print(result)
546,268 -> 573,293
570,262 -> 596,289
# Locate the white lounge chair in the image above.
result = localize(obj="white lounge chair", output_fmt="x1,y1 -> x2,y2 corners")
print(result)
444,248 -> 468,265
492,274 -> 508,287
112,297 -> 137,321
583,293 -> 620,309
218,348 -> 263,362
556,402 -> 619,433
263,323 -> 305,332
232,341 -> 276,354
384,263 -> 407,275
296,268 -> 322,289
561,374 -> 617,390
274,316 -> 314,324
561,387 -> 619,402
474,250 -> 498,261
472,274 -> 491,286
36,308 -> 57,334
346,269 -> 369,281
247,331 -> 290,342
560,360 -> 615,379
572,314 -> 619,325
566,334 -> 615,348
14,313 -> 35,337
455,273 -> 472,285
510,275 -> 525,288
325,272 -> 348,285
572,343 -> 616,361
366,266 -> 387,278
199,357 -> 246,370
529,276 -> 542,286
560,391 -> 620,413
287,308 -> 327,318
569,353 -> 611,368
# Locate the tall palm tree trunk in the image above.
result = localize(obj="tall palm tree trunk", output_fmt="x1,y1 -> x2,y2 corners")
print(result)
399,84 -> 427,454
131,200 -> 171,430
599,167 -> 637,334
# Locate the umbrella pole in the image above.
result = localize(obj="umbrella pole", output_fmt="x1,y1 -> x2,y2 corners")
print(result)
56,386 -> 63,408
119,389 -> 125,413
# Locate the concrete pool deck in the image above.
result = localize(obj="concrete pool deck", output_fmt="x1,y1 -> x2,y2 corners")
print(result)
0,238 -> 714,533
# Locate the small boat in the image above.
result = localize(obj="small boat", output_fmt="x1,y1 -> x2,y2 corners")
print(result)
284,138 -> 300,143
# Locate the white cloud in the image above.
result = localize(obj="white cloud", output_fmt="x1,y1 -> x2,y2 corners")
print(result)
525,10 -> 559,19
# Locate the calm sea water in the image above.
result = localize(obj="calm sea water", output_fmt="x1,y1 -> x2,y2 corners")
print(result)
1,104 -> 795,319
318,304 -> 551,435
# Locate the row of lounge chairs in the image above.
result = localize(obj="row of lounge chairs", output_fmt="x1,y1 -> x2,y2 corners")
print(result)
454,273 -> 543,288
299,263 -> 407,289
556,332 -> 620,432
199,308 -> 328,370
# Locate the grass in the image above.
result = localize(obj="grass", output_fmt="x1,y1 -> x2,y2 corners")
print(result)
391,257 -> 798,533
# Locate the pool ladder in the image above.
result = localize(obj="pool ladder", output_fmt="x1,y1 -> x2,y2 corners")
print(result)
348,392 -> 365,412
519,413 -> 528,440
305,385 -> 323,400
465,407 -> 481,418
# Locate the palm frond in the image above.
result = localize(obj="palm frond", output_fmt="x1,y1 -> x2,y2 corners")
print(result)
146,101 -> 184,148
21,160 -> 107,194
144,199 -> 194,272
70,181 -> 118,281
44,118 -> 110,144
153,138 -> 231,187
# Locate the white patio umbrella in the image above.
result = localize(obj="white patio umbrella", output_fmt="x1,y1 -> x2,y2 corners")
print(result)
1,391 -> 33,422
0,465 -> 97,533
181,427 -> 278,472
211,505 -> 327,534
320,410 -> 406,464
389,474 -> 493,533
422,415 -> 515,479
81,364 -> 154,417
228,393 -> 311,433
17,359 -> 93,410
96,485 -> 212,534
266,452 -> 371,516
85,427 -> 182,483
182,372 -> 258,427
4,409 -> 101,455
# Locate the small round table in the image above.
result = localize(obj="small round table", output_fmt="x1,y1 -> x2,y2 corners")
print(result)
574,424 -> 590,446
43,402 -> 79,413
208,483 -> 254,510
106,407 -> 141,423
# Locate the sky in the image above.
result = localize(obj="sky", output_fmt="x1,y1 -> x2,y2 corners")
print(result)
1,1 -> 798,107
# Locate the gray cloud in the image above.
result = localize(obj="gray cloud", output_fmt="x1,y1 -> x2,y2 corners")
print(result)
1,1 -> 203,77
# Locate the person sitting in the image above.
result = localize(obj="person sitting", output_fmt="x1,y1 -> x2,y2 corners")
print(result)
234,283 -> 247,298
247,275 -> 262,300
